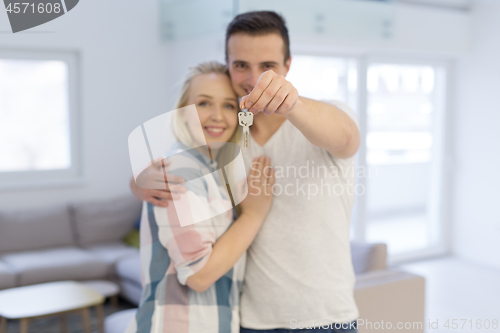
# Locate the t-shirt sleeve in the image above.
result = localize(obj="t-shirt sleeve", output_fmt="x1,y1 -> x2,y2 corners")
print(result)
323,100 -> 359,131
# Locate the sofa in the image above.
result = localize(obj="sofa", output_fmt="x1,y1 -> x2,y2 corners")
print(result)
0,196 -> 425,333
0,195 -> 141,290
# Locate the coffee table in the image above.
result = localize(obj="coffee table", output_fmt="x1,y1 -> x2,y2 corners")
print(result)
81,280 -> 120,307
0,280 -> 105,333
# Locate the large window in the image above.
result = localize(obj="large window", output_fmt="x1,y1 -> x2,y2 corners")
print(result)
288,55 -> 449,263
0,50 -> 81,188
366,64 -> 436,165
286,55 -> 358,111
364,62 -> 448,263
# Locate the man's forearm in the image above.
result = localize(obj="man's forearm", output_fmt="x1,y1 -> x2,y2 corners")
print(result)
285,97 -> 360,159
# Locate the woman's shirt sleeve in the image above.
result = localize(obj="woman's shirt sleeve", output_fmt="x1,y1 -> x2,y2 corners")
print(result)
151,156 -> 217,286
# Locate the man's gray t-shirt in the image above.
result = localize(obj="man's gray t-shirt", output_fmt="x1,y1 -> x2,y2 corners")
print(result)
239,101 -> 360,329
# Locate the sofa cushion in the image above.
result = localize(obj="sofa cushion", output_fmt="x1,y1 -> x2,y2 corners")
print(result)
0,260 -> 17,289
0,247 -> 108,286
351,241 -> 387,275
83,242 -> 138,277
0,205 -> 74,254
72,196 -> 142,246
115,252 -> 141,286
123,230 -> 140,249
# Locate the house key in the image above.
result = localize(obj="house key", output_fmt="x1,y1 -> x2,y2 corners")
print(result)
238,109 -> 253,148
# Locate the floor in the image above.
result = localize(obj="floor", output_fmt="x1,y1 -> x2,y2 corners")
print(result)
3,257 -> 499,333
399,256 -> 500,333
3,298 -> 135,333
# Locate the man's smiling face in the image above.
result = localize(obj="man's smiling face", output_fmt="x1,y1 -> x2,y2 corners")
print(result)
226,33 -> 291,99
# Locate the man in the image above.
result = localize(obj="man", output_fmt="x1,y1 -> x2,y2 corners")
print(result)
131,11 -> 360,333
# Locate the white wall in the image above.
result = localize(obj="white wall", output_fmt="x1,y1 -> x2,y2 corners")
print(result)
0,0 -> 173,209
453,1 -> 500,269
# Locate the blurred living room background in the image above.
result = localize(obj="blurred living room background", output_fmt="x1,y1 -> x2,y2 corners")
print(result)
0,0 -> 499,332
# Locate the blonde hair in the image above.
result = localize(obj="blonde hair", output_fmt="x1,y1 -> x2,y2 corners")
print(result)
171,61 -> 242,148
171,61 -> 243,214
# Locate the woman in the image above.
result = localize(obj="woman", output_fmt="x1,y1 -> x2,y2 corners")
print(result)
126,61 -> 275,333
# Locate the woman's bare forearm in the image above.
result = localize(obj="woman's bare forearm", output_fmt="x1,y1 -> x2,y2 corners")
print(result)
186,212 -> 263,292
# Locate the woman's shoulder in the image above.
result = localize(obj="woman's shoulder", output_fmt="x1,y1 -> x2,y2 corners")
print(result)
164,142 -> 209,176
162,142 -> 212,197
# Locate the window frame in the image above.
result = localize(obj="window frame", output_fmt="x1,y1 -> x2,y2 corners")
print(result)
289,46 -> 453,264
0,48 -> 83,189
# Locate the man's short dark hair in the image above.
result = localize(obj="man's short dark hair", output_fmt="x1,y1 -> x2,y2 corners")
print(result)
225,11 -> 290,64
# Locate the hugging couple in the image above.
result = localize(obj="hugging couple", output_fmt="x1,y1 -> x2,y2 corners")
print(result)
126,10 -> 361,333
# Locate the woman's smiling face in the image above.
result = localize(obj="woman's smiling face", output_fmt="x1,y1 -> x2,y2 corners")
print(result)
185,73 -> 239,146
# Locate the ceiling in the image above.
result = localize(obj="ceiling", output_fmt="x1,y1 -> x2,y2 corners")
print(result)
395,0 -> 473,10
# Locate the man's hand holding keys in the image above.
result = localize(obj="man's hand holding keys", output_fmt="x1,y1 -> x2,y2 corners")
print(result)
239,70 -> 300,116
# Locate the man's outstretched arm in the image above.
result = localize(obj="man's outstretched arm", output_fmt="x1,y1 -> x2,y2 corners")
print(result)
285,97 -> 360,159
